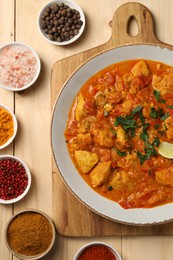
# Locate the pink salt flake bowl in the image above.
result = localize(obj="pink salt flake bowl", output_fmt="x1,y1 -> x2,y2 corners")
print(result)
0,42 -> 41,91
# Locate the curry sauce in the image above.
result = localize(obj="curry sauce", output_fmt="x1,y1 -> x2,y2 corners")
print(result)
65,59 -> 173,209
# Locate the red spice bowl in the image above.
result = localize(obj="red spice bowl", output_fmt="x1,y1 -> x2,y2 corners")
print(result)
73,242 -> 122,260
0,42 -> 41,91
0,155 -> 31,204
4,209 -> 56,260
0,104 -> 18,149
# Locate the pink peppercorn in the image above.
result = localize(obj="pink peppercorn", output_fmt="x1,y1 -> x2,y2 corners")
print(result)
0,158 -> 28,200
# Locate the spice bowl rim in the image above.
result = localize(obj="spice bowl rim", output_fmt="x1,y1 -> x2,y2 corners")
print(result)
37,0 -> 86,46
4,208 -> 56,260
0,103 -> 18,149
0,155 -> 31,204
73,241 -> 122,260
0,41 -> 41,92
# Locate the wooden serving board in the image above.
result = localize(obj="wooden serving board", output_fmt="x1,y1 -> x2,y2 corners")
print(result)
51,2 -> 173,236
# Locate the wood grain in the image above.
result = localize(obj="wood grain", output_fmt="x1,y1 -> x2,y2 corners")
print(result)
51,2 -> 173,236
1,1 -> 173,260
0,1 -> 15,259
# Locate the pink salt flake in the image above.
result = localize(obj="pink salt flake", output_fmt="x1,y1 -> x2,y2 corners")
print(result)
0,44 -> 38,89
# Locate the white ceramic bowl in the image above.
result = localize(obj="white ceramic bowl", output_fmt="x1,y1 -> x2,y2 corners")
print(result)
0,42 -> 41,91
0,155 -> 31,204
73,242 -> 122,260
0,104 -> 18,149
37,0 -> 85,46
51,44 -> 173,225
4,209 -> 56,260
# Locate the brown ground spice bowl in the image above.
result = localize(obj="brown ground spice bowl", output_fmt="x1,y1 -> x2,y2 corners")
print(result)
4,209 -> 56,260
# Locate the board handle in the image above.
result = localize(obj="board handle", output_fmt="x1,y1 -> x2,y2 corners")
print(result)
105,2 -> 167,47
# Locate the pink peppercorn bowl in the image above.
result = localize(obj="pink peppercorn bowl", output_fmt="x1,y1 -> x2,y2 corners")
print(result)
4,209 -> 56,260
0,42 -> 41,91
73,241 -> 122,260
0,103 -> 18,149
0,155 -> 31,204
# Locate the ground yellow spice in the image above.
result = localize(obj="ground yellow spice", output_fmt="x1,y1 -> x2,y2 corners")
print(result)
7,212 -> 53,256
0,108 -> 14,145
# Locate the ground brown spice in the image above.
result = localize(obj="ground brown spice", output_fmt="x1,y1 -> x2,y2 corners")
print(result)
7,212 -> 53,256
0,108 -> 14,145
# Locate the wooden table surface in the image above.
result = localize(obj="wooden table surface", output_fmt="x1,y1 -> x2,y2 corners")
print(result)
1,0 -> 173,259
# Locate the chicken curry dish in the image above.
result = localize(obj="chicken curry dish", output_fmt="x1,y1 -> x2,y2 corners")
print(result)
65,59 -> 173,209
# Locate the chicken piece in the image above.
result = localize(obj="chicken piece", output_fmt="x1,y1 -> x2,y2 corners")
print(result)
104,86 -> 123,104
116,126 -> 128,148
152,73 -> 173,96
104,103 -> 113,112
131,60 -> 150,77
90,161 -> 112,187
142,106 -> 151,118
95,93 -> 106,107
155,167 -> 173,187
70,133 -> 92,150
74,150 -> 99,173
115,75 -> 124,92
91,125 -> 114,148
164,116 -> 173,141
121,100 -> 132,114
78,116 -> 97,133
92,147 -> 112,162
147,128 -> 159,144
75,94 -> 86,122
109,170 -> 129,189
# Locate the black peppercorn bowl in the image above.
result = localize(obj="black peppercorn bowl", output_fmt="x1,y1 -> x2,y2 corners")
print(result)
37,0 -> 85,45
0,155 -> 31,204
4,209 -> 56,260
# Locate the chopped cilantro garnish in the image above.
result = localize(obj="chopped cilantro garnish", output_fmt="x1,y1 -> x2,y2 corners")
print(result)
149,107 -> 169,120
140,130 -> 149,143
154,124 -> 160,129
167,105 -> 173,109
153,137 -> 160,147
117,150 -> 127,157
145,147 -> 157,157
114,105 -> 161,165
131,105 -> 143,115
160,112 -> 170,121
110,128 -> 116,136
115,106 -> 144,137
153,90 -> 160,101
137,146 -> 157,165
153,90 -> 166,103
115,116 -> 137,131
161,99 -> 166,104
150,107 -> 158,119
136,151 -> 149,165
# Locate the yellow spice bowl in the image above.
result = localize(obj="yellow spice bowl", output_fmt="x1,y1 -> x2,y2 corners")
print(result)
4,209 -> 56,260
0,103 -> 18,149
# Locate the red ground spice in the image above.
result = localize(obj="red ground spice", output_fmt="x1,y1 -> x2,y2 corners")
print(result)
78,245 -> 117,260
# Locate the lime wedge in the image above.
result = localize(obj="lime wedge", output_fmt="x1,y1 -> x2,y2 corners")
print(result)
158,142 -> 173,159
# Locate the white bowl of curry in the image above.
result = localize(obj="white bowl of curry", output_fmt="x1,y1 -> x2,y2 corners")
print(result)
51,44 -> 173,225
0,103 -> 18,149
